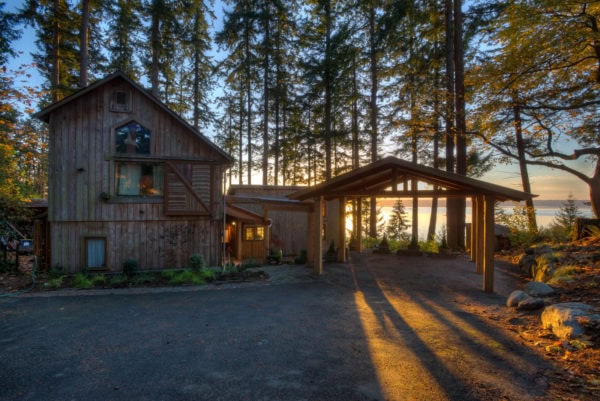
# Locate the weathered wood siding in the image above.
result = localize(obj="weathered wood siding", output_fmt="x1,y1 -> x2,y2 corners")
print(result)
46,76 -> 227,272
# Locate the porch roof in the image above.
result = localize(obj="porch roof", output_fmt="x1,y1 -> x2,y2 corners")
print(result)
289,156 -> 535,202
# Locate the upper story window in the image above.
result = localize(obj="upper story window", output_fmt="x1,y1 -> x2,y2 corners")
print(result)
116,121 -> 151,154
110,89 -> 132,112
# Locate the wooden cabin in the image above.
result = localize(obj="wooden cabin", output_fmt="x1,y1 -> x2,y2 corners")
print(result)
226,185 -> 312,263
36,72 -> 232,273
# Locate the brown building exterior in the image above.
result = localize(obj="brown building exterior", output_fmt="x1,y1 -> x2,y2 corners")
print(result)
226,185 -> 312,263
36,72 -> 232,273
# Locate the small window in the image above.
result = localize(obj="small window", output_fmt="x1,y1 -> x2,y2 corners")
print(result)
85,237 -> 106,269
111,90 -> 131,112
244,226 -> 265,241
116,162 -> 164,197
116,121 -> 151,154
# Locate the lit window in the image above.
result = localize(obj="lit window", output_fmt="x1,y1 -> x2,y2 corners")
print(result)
116,162 -> 164,197
116,121 -> 151,154
244,226 -> 265,241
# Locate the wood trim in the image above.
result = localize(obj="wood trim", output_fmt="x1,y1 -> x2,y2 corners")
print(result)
164,161 -> 210,215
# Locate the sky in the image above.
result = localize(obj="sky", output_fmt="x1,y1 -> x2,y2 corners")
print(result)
4,1 -> 593,202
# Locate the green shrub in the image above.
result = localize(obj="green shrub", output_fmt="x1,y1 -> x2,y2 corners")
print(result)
419,240 -> 439,254
168,269 -> 207,285
362,236 -> 379,249
45,275 -> 65,289
90,274 -> 106,286
123,259 -> 139,277
132,273 -> 156,285
189,254 -> 206,271
73,272 -> 93,289
548,265 -> 579,285
109,274 -> 128,287
241,258 -> 261,268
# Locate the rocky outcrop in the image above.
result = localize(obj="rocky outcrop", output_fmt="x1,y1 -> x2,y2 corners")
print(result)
506,290 -> 545,311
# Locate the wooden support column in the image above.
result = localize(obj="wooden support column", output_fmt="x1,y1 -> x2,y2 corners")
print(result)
235,222 -> 242,261
264,208 -> 270,258
338,197 -> 346,262
307,206 -> 315,268
357,198 -> 363,253
476,195 -> 484,274
483,195 -> 495,293
313,196 -> 324,275
469,196 -> 476,261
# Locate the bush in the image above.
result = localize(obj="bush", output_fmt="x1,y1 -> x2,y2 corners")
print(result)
123,259 -> 139,277
189,254 -> 206,271
109,274 -> 128,287
167,269 -> 207,285
73,272 -> 93,289
45,275 -> 65,289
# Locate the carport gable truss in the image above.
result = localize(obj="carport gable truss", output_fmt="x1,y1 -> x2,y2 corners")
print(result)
288,156 -> 536,293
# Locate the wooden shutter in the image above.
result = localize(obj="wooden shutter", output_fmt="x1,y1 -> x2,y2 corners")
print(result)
164,161 -> 212,215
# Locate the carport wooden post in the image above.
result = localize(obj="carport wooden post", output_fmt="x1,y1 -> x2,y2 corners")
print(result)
307,205 -> 315,269
338,197 -> 346,262
235,222 -> 242,261
483,195 -> 496,293
476,194 -> 485,274
357,198 -> 363,253
312,196 -> 324,275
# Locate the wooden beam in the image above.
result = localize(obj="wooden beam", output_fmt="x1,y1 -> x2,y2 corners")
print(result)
483,195 -> 495,293
313,196 -> 324,275
321,189 -> 476,199
338,197 -> 346,262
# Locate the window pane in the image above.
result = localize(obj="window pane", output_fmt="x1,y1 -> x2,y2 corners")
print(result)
116,122 -> 151,154
255,226 -> 265,240
87,239 -> 105,269
117,163 -> 141,195
245,227 -> 254,240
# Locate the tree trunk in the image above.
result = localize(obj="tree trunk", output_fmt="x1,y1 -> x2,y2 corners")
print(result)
324,1 -> 332,182
368,3 -> 379,238
238,92 -> 244,185
262,0 -> 270,185
52,0 -> 61,101
150,0 -> 160,97
512,94 -> 538,232
453,0 -> 466,250
79,0 -> 89,88
245,19 -> 252,185
590,163 -> 600,218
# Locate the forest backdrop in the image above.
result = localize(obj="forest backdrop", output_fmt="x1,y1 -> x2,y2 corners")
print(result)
0,0 -> 598,245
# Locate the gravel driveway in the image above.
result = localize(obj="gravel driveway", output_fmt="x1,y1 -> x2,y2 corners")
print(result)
0,253 -> 554,401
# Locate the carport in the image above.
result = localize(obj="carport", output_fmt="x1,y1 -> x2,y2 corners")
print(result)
288,156 -> 535,293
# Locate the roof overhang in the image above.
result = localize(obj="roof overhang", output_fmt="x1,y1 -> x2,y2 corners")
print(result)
225,203 -> 266,224
289,156 -> 536,202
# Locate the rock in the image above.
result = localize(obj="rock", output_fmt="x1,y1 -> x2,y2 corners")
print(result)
516,296 -> 545,311
532,253 -> 558,282
507,290 -> 529,307
524,281 -> 555,297
541,303 -> 595,339
518,254 -> 536,276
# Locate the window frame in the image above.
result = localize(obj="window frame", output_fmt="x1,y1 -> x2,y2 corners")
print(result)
243,225 -> 265,242
115,161 -> 164,198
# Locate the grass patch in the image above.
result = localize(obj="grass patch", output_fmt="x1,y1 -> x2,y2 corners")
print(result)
167,269 -> 211,285
131,273 -> 156,285
548,265 -> 580,285
109,274 -> 129,287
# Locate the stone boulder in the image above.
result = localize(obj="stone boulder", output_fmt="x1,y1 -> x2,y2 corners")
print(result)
506,290 -> 529,307
517,297 -> 545,311
524,281 -> 555,297
541,303 -> 598,339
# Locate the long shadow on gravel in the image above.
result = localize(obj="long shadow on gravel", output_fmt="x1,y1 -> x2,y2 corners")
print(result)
323,253 -> 555,401
0,254 -> 556,401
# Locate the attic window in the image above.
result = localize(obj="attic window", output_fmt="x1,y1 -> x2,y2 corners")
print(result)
111,89 -> 131,112
116,121 -> 151,154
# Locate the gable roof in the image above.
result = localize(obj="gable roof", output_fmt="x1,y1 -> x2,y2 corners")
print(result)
35,71 -> 233,163
289,156 -> 535,202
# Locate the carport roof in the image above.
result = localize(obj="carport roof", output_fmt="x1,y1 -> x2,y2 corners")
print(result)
289,156 -> 535,202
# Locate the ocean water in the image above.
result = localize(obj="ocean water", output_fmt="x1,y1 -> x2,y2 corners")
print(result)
379,200 -> 594,241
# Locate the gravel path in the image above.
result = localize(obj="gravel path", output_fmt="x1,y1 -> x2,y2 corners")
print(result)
0,253 -> 555,401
